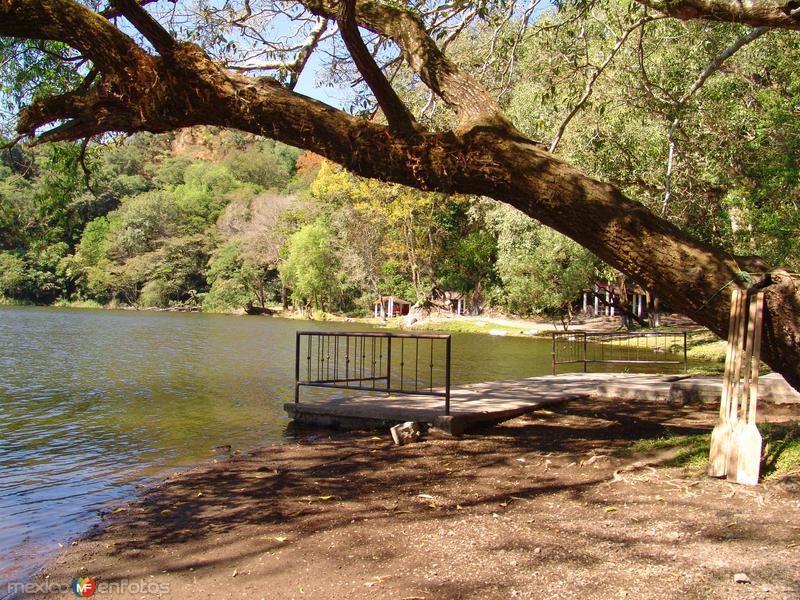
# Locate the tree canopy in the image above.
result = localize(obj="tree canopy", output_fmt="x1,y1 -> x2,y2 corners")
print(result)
0,0 -> 799,391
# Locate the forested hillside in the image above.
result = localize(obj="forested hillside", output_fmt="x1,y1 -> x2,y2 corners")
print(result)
1,0 -> 798,319
0,126 -> 602,315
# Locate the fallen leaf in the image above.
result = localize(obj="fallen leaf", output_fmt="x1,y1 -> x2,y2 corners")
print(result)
232,569 -> 238,578
417,493 -> 434,499
604,506 -> 620,513
112,507 -> 127,513
160,509 -> 173,516
317,495 -> 333,501
275,536 -> 288,543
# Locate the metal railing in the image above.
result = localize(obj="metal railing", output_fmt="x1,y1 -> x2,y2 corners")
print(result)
295,331 -> 452,414
551,330 -> 688,375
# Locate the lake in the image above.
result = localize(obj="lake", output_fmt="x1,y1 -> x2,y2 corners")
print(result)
0,306 -> 679,593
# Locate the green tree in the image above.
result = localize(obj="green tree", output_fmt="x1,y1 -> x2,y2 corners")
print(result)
279,221 -> 341,310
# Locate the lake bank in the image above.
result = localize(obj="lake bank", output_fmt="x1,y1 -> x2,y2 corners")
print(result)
22,396 -> 800,600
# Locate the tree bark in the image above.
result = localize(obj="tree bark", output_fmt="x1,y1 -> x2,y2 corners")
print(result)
634,0 -> 800,30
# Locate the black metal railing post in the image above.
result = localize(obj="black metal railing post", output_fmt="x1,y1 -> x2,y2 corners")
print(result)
294,331 -> 301,403
386,334 -> 392,391
445,335 -> 451,415
683,331 -> 688,373
582,332 -> 588,373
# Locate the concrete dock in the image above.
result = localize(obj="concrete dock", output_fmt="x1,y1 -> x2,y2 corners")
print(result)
282,373 -> 669,434
284,372 -> 800,434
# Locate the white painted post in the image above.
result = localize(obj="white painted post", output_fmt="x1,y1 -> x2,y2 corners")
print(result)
582,292 -> 587,313
374,302 -> 379,318
605,291 -> 611,316
457,298 -> 463,315
594,294 -> 599,316
388,297 -> 394,317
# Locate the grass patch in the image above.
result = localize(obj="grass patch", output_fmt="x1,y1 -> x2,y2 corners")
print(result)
761,422 -> 800,479
52,299 -> 105,309
624,431 -> 711,468
0,297 -> 33,306
411,320 -> 523,335
622,423 -> 800,479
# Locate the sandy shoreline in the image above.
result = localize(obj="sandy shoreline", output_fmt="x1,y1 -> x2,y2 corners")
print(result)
19,397 -> 799,600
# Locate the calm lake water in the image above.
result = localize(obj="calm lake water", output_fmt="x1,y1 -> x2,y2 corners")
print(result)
0,306 -> 681,592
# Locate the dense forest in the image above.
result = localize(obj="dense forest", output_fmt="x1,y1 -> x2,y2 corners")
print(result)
0,126 -> 602,315
1,0 -> 798,319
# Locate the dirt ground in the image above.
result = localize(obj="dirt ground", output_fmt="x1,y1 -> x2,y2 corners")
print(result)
25,399 -> 800,600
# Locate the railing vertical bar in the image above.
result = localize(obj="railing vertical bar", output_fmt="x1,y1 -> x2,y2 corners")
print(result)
445,336 -> 451,415
400,337 -> 405,391
345,335 -> 350,383
371,337 -> 376,389
295,331 -> 301,403
386,335 -> 392,391
306,334 -> 311,385
582,332 -> 587,373
683,331 -> 688,373
415,338 -> 419,392
429,338 -> 434,392
334,334 -> 339,386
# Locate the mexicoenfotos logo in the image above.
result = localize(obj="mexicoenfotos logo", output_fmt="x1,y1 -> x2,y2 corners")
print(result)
72,576 -> 97,597
7,576 -> 169,596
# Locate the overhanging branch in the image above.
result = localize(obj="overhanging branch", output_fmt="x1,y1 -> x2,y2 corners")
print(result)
300,0 -> 513,130
635,0 -> 800,30
336,0 -> 417,134
109,0 -> 176,54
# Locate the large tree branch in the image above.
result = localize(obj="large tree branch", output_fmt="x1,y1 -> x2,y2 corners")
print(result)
300,0 -> 513,131
108,0 -> 176,54
336,0 -> 417,134
0,0 -> 149,72
635,0 -> 800,29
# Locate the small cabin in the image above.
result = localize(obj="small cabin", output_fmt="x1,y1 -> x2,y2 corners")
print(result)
374,295 -> 411,317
